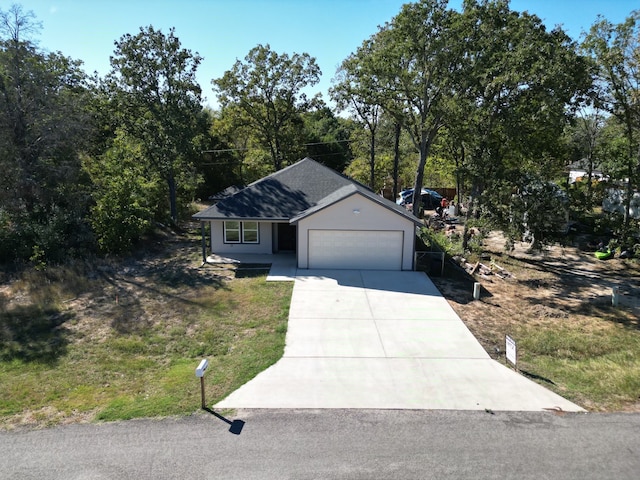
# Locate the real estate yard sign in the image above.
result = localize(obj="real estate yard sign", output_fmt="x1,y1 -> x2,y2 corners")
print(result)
505,335 -> 517,368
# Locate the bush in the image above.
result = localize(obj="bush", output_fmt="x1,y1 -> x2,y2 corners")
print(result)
507,176 -> 569,250
84,136 -> 160,253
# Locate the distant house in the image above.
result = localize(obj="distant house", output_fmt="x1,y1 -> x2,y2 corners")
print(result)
193,157 -> 421,270
567,159 -> 607,184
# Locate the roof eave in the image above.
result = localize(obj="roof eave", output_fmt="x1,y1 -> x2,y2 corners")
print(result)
192,214 -> 290,222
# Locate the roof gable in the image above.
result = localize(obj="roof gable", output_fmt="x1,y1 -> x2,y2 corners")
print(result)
290,185 -> 421,226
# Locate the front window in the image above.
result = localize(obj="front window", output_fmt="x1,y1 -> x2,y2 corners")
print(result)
224,221 -> 241,243
224,221 -> 259,244
242,221 -> 259,243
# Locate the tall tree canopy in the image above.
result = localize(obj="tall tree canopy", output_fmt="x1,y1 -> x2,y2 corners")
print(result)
105,25 -> 206,224
452,0 -> 591,246
583,11 -> 640,231
360,0 -> 456,216
335,0 -> 590,246
212,44 -> 321,172
331,46 -> 382,189
0,4 -> 93,263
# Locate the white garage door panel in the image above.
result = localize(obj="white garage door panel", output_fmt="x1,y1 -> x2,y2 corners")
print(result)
308,230 -> 403,270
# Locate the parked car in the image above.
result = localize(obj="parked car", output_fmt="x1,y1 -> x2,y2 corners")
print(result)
397,188 -> 443,210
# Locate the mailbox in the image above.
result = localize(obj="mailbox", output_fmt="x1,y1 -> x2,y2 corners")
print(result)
195,359 -> 209,378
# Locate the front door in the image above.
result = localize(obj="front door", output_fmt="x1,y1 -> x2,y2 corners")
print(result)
277,223 -> 297,252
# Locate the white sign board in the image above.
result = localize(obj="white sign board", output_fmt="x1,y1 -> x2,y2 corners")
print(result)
505,335 -> 517,366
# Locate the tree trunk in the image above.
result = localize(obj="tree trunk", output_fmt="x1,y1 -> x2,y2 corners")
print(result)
269,141 -> 279,172
412,135 -> 427,218
586,152 -> 594,210
369,129 -> 376,189
275,135 -> 283,171
462,180 -> 480,252
168,172 -> 178,224
393,122 -> 401,200
622,128 -> 635,231
455,144 -> 465,216
411,128 -> 438,218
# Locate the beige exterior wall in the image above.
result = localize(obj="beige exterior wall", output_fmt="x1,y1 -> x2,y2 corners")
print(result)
296,193 -> 415,270
210,221 -> 273,254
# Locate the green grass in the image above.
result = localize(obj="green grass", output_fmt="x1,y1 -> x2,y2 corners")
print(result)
512,320 -> 640,410
0,247 -> 292,428
3,229 -> 638,425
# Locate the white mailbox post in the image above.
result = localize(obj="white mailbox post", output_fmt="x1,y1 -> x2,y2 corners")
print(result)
195,359 -> 209,409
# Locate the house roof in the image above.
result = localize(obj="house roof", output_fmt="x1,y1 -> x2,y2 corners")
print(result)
567,158 -> 604,173
193,157 -> 420,225
208,185 -> 243,202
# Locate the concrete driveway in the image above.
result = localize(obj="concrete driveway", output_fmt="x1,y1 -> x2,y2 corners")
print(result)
215,269 -> 584,411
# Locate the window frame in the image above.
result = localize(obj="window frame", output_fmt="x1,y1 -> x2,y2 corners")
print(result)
223,221 -> 259,244
223,221 -> 241,243
241,221 -> 259,244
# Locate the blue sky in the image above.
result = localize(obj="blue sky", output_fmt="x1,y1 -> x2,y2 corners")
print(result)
13,0 -> 639,107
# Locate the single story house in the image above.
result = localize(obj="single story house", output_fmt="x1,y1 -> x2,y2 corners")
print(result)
567,159 -> 607,184
193,157 -> 422,270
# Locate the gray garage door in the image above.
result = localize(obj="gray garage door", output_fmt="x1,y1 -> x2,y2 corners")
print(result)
308,230 -> 403,270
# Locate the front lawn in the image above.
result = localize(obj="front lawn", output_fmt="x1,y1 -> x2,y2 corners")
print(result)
0,232 -> 292,429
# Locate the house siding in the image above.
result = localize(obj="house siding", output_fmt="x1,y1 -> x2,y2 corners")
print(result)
210,221 -> 273,254
296,193 -> 415,270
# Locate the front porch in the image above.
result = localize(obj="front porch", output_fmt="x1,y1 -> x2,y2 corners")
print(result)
204,252 -> 297,282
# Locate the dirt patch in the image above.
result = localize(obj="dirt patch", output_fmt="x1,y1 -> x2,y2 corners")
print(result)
432,231 -> 640,411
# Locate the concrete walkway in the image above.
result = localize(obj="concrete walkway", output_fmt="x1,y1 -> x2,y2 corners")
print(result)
206,253 -> 297,281
215,269 -> 584,412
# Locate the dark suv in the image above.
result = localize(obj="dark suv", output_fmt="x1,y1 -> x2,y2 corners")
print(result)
398,188 -> 443,210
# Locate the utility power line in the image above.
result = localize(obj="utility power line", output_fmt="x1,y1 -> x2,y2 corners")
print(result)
201,147 -> 249,154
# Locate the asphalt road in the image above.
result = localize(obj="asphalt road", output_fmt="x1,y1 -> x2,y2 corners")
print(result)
1,409 -> 638,480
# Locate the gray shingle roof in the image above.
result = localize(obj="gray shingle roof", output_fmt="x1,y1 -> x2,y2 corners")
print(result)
208,185 -> 243,202
193,157 -> 420,225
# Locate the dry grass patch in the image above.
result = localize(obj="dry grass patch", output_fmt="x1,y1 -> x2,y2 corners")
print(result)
433,235 -> 640,412
0,230 -> 292,429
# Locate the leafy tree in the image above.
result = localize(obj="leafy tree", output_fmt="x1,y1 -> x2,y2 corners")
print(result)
194,108 -> 243,199
212,44 -> 321,172
582,11 -> 640,231
450,0 -> 590,248
207,104 -> 274,185
599,117 -> 634,181
430,126 -> 470,214
361,0 -> 456,217
344,111 -> 415,194
84,133 -> 159,252
565,108 -> 607,212
107,26 -> 205,224
0,4 -> 94,263
506,174 -> 570,250
331,49 -> 382,188
301,106 -> 354,173
597,117 -> 640,237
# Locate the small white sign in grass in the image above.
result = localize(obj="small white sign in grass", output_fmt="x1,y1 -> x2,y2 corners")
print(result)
505,335 -> 517,368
